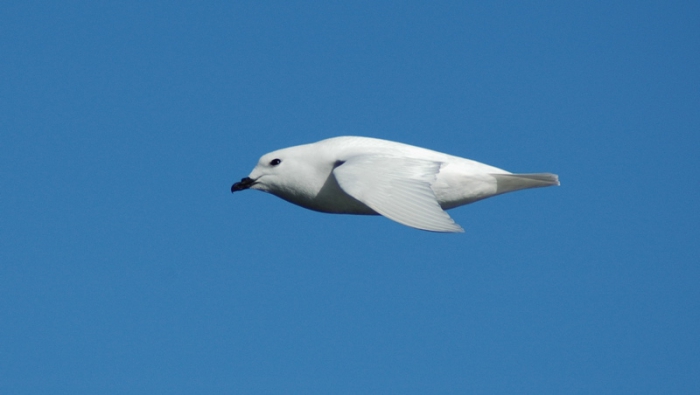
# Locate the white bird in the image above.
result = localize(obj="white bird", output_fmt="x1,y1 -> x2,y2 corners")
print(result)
231,136 -> 559,233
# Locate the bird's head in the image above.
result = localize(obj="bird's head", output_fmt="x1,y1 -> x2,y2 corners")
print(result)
231,144 -> 333,205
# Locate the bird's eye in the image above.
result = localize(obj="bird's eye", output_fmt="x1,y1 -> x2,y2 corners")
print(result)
269,158 -> 282,166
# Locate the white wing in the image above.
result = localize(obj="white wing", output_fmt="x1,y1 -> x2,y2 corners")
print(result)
333,155 -> 464,233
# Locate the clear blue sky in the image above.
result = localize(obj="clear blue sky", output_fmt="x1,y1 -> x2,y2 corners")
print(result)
1,1 -> 698,393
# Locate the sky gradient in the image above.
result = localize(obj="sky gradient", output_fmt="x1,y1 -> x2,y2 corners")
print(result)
1,1 -> 699,393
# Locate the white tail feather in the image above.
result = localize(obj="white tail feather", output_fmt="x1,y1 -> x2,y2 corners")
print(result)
492,173 -> 560,195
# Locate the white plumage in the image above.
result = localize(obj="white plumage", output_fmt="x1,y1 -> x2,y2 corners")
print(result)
231,136 -> 559,233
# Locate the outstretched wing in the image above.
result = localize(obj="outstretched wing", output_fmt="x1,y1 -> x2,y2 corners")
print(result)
333,155 -> 464,233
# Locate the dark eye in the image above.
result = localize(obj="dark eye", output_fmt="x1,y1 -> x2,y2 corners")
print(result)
269,158 -> 281,166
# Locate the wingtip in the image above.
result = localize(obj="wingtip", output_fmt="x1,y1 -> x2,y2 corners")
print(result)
422,222 -> 465,233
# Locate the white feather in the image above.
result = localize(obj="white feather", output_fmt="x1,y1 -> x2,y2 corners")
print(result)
233,136 -> 559,233
333,155 -> 464,233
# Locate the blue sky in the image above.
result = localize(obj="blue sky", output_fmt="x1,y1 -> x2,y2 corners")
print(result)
1,1 -> 698,393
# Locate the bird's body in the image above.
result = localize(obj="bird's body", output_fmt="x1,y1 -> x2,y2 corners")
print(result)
232,136 -> 559,233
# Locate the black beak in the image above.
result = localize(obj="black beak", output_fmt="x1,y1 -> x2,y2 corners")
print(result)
231,177 -> 255,193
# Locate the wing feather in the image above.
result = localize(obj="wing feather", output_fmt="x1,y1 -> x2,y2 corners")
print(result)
333,155 -> 464,233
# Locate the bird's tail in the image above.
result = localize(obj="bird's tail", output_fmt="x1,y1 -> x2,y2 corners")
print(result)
492,173 -> 560,195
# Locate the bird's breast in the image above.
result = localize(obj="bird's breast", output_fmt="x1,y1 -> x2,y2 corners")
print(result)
272,173 -> 377,215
